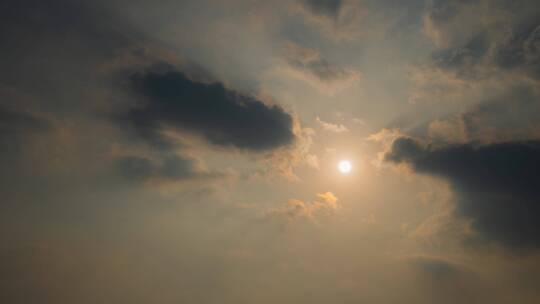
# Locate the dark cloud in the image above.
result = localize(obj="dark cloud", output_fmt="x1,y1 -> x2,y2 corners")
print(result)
386,137 -> 540,249
302,0 -> 343,18
124,68 -> 295,151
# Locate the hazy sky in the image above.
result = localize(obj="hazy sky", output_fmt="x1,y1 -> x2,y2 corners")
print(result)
2,0 -> 540,303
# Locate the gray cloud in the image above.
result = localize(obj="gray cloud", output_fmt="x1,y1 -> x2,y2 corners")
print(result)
302,0 -> 343,18
281,42 -> 360,92
415,87 -> 540,144
425,0 -> 540,81
0,105 -> 48,135
458,88 -> 540,142
495,21 -> 540,80
407,255 -> 483,304
284,42 -> 356,82
0,0 -> 131,97
290,55 -> 353,82
409,256 -> 461,279
116,154 -> 224,182
386,137 -> 540,249
431,32 -> 489,78
0,104 -> 50,164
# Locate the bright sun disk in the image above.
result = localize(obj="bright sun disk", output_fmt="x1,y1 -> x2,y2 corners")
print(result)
338,160 -> 352,174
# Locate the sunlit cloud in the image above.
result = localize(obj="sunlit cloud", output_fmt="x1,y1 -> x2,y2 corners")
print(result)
316,116 -> 349,133
267,191 -> 340,220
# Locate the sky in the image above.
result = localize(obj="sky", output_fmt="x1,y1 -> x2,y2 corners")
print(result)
1,0 -> 540,303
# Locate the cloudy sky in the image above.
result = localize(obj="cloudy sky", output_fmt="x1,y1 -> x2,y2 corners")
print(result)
2,0 -> 540,303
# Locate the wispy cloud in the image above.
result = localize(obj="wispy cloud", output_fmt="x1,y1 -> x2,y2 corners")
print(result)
316,116 -> 349,133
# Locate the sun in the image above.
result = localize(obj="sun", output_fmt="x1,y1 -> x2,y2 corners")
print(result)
338,160 -> 352,174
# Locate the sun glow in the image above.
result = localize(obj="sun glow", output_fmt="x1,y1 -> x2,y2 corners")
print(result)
338,160 -> 352,174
